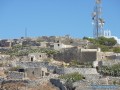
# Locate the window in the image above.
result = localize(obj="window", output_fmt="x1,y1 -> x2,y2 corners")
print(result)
32,71 -> 34,75
39,55 -> 41,57
45,73 -> 49,76
18,69 -> 25,72
31,57 -> 33,61
42,71 -> 44,76
57,40 -> 59,43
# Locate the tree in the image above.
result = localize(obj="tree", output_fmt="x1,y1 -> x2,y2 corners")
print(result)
83,36 -> 117,52
99,45 -> 109,52
84,36 -> 117,46
97,37 -> 117,46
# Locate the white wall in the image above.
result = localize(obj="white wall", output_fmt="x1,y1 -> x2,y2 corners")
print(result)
54,43 -> 73,50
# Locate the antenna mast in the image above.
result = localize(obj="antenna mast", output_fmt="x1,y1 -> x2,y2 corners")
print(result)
92,0 -> 105,38
25,28 -> 27,38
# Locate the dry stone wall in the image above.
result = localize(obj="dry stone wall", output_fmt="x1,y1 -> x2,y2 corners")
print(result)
7,71 -> 25,80
53,47 -> 97,63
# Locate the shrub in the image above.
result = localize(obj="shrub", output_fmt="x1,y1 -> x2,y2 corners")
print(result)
59,72 -> 84,82
113,47 -> 120,53
0,63 -> 3,67
98,64 -> 120,77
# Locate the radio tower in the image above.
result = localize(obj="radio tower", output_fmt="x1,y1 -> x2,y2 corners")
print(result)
92,0 -> 105,38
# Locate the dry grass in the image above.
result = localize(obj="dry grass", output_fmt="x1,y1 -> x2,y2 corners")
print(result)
0,70 -> 6,77
0,81 -> 60,90
1,82 -> 26,90
28,82 -> 60,90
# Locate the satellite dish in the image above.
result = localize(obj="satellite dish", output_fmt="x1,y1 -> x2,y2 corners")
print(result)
96,0 -> 101,4
92,12 -> 96,20
92,12 -> 96,16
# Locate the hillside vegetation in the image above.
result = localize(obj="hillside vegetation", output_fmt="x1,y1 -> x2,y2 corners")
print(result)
83,36 -> 120,52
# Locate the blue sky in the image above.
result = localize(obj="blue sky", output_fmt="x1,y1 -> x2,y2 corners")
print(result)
0,0 -> 120,39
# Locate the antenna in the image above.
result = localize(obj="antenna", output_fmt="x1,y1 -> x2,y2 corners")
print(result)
92,0 -> 105,38
25,28 -> 27,38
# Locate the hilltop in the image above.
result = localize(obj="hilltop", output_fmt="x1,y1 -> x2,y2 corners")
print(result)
0,35 -> 120,90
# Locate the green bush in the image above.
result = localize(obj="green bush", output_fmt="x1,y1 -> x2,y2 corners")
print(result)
98,64 -> 120,77
97,37 -> 117,46
83,37 -> 117,52
113,47 -> 120,53
59,72 -> 84,82
99,45 -> 110,52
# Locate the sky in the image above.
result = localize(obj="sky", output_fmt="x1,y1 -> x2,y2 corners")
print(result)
0,0 -> 120,39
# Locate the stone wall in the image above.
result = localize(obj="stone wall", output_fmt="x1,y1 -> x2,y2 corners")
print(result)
16,61 -> 57,74
102,60 -> 120,66
53,47 -> 78,63
7,71 -> 25,80
55,67 -> 98,75
97,52 -> 117,60
16,61 -> 48,68
64,68 -> 98,75
80,51 -> 97,63
54,47 -> 98,63
75,85 -> 120,90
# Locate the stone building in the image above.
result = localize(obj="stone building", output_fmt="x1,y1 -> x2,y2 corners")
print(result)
15,62 -> 53,79
7,67 -> 49,80
40,42 -> 49,48
80,48 -> 99,63
54,43 -> 74,50
53,47 -> 100,63
28,53 -> 48,62
0,39 -> 11,47
26,67 -> 48,79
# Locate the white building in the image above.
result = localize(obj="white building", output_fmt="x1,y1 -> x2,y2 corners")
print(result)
104,30 -> 111,37
104,30 -> 120,44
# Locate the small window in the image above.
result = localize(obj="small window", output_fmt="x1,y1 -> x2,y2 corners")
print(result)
31,57 -> 33,61
42,71 -> 44,76
45,73 -> 49,76
102,57 -> 103,59
39,55 -> 41,57
32,71 -> 34,75
18,69 -> 25,72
